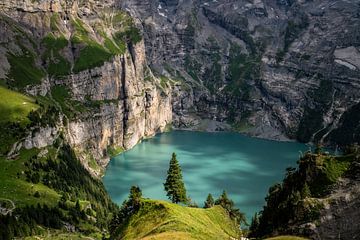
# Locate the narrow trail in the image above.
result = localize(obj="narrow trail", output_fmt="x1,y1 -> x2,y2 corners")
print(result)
310,89 -> 337,143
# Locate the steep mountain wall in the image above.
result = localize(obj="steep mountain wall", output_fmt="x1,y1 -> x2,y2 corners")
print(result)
0,0 -> 172,176
2,0 -> 360,176
120,0 -> 360,143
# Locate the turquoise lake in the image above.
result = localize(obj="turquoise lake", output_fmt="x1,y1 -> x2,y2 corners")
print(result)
103,131 -> 308,220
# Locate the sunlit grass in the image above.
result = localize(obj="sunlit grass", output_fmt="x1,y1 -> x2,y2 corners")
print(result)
0,86 -> 38,125
0,148 -> 59,208
117,199 -> 241,240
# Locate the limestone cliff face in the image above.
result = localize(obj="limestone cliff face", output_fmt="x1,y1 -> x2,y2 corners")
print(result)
120,0 -> 360,144
2,0 -> 360,175
0,0 -> 172,176
62,44 -> 172,172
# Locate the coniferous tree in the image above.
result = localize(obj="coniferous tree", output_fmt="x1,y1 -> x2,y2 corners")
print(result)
164,153 -> 187,204
110,186 -> 143,236
249,212 -> 260,236
204,193 -> 215,208
129,185 -> 142,207
215,190 -> 233,212
215,190 -> 247,226
75,200 -> 81,211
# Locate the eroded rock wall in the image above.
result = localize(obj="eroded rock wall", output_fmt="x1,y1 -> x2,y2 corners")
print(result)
120,0 -> 360,143
0,0 -> 172,176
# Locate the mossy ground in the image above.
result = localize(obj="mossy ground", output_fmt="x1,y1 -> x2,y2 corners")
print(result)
309,154 -> 352,196
0,86 -> 38,125
6,49 -> 45,89
107,146 -> 125,158
70,16 -> 140,73
115,199 -> 241,240
50,85 -> 87,119
42,33 -> 71,77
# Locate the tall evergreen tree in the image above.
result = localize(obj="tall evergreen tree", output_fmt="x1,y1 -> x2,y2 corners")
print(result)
215,190 -> 247,226
204,193 -> 215,208
75,200 -> 81,211
110,186 -> 143,235
129,185 -> 142,207
164,153 -> 187,204
215,190 -> 233,212
249,212 -> 260,236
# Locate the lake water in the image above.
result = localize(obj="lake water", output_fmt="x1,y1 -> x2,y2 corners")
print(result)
103,131 -> 308,221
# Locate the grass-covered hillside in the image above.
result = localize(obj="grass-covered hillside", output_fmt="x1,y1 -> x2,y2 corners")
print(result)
0,86 -> 39,125
112,199 -> 241,240
0,72 -> 118,239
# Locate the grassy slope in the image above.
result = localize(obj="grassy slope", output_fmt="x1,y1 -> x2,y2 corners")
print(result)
0,148 -> 60,208
117,199 -> 240,240
7,50 -> 45,90
0,86 -> 38,125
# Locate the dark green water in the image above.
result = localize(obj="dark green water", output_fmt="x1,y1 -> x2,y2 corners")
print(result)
103,131 -> 308,220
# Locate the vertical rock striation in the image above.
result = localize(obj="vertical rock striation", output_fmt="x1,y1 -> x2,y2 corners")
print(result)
120,0 -> 360,143
0,0 -> 172,176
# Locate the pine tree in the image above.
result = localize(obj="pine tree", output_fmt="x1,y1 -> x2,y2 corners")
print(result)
164,153 -> 187,204
215,190 -> 233,212
110,186 -> 143,235
249,212 -> 260,236
129,185 -> 142,207
204,193 -> 214,208
215,190 -> 247,226
75,200 -> 81,211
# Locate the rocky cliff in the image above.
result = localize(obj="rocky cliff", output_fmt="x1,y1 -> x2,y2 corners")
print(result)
120,0 -> 360,144
0,0 -> 172,176
2,0 -> 360,174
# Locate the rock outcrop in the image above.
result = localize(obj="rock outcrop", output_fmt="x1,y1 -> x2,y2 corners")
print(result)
312,172 -> 360,239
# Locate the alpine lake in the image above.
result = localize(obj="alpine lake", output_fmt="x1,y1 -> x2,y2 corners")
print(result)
103,131 -> 308,220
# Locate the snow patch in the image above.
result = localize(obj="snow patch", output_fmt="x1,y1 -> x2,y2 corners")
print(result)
334,59 -> 357,70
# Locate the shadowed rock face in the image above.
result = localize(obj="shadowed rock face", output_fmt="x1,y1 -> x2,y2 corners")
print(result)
120,0 -> 360,144
310,162 -> 360,240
